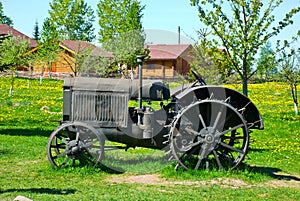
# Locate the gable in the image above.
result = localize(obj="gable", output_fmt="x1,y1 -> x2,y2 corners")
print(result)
148,44 -> 193,60
60,40 -> 113,57
0,24 -> 37,48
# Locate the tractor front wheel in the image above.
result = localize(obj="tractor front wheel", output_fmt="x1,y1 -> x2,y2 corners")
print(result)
46,122 -> 104,168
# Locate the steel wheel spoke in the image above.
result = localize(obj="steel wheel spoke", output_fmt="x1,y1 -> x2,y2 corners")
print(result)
198,114 -> 207,129
181,140 -> 203,152
212,108 -> 224,131
83,139 -> 99,148
168,99 -> 249,170
53,151 -> 69,159
79,151 -> 96,164
194,149 -> 205,170
180,146 -> 198,164
55,133 -> 65,140
184,127 -> 199,136
47,122 -> 104,168
220,142 -> 244,154
222,135 -> 244,140
61,156 -> 72,167
219,124 -> 244,136
51,143 -> 66,149
72,157 -> 76,166
213,150 -> 223,170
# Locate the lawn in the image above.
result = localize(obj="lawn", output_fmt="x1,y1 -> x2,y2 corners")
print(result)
0,77 -> 299,201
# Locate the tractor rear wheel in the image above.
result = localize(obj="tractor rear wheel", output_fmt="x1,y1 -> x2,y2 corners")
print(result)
169,99 -> 249,170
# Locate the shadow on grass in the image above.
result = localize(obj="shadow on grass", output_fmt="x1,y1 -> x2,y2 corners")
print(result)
0,187 -> 76,195
0,128 -> 53,137
240,164 -> 300,181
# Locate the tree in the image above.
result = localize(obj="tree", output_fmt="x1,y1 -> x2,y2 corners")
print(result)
48,0 -> 95,42
0,2 -> 13,26
189,29 -> 222,84
102,30 -> 149,72
256,41 -> 277,81
191,0 -> 300,96
36,18 -> 61,79
97,0 -> 143,44
97,0 -> 148,75
0,35 -> 32,95
33,20 -> 40,41
61,41 -> 94,76
278,49 -> 299,115
79,52 -> 115,77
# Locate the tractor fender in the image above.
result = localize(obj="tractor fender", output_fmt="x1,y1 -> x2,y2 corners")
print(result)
173,85 -> 264,130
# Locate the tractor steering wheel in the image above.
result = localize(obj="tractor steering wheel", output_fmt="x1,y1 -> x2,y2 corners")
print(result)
191,70 -> 206,86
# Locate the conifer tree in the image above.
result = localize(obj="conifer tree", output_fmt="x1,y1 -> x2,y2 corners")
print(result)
0,2 -> 13,26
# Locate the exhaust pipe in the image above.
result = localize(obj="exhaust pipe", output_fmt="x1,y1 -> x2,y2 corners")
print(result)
137,55 -> 145,125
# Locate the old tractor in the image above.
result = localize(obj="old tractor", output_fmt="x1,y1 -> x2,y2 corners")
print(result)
46,56 -> 263,171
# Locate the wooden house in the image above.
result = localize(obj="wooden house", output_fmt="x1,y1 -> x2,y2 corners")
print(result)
34,42 -> 194,79
0,24 -> 37,48
32,40 -> 113,77
0,25 -> 195,79
142,44 -> 194,79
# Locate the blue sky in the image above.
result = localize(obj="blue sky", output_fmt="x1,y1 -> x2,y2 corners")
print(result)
1,0 -> 300,46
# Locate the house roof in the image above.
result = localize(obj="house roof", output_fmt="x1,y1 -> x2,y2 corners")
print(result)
60,40 -> 113,57
0,24 -> 37,48
147,44 -> 193,60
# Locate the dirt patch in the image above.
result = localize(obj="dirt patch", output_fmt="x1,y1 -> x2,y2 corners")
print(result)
109,174 -> 164,185
107,174 -> 300,189
265,179 -> 300,188
107,174 -> 248,188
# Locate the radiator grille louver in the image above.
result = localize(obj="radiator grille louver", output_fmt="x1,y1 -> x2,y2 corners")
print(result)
71,91 -> 128,127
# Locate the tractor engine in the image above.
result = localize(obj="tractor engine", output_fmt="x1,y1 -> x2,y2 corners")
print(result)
62,77 -> 170,131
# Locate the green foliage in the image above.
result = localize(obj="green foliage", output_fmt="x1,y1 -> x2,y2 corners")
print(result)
189,29 -> 231,84
97,0 -> 144,44
36,18 -> 61,74
190,0 -> 300,96
189,46 -> 221,84
277,49 -> 299,114
0,36 -> 33,95
63,41 -> 95,76
103,30 -> 149,69
256,41 -> 277,81
0,35 -> 32,78
97,0 -> 148,72
48,0 -> 95,42
0,2 -> 13,26
40,18 -> 59,43
79,55 -> 116,77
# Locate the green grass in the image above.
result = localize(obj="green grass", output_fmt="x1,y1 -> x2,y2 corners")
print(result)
0,77 -> 299,200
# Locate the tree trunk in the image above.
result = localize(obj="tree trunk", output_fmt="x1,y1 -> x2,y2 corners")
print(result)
9,71 -> 15,96
242,77 -> 248,97
294,102 -> 298,115
242,68 -> 248,97
291,84 -> 298,115
241,54 -> 248,96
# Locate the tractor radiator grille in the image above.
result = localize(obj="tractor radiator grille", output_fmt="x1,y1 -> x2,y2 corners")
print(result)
71,91 -> 128,127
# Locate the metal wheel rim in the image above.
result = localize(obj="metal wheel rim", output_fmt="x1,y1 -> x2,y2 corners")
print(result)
169,99 -> 249,170
46,122 -> 104,168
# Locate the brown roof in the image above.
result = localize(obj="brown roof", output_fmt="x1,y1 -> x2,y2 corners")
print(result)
0,24 -> 37,48
60,40 -> 113,57
148,44 -> 192,60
